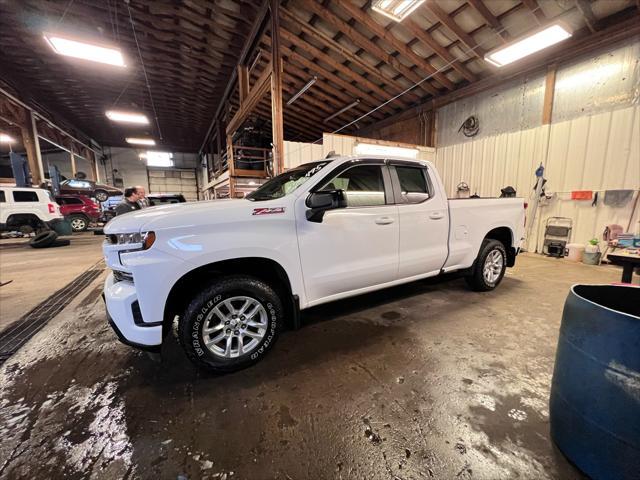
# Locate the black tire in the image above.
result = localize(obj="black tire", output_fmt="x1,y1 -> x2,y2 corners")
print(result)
178,275 -> 284,373
49,239 -> 71,247
29,231 -> 58,248
464,239 -> 507,292
94,190 -> 109,202
69,214 -> 89,232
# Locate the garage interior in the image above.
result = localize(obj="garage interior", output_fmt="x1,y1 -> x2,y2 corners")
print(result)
1,1 -> 639,479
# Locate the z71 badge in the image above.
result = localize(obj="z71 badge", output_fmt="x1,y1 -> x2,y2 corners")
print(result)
252,207 -> 285,215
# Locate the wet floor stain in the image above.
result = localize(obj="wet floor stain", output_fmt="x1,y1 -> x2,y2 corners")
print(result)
0,255 -> 599,479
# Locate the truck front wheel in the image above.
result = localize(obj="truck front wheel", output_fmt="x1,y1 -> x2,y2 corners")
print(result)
178,275 -> 283,373
464,239 -> 507,291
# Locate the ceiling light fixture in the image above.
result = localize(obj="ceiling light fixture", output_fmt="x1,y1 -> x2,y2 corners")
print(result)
323,100 -> 360,124
0,133 -> 16,143
372,0 -> 427,22
106,110 -> 149,124
484,23 -> 572,67
126,137 -> 156,146
44,34 -> 126,67
287,76 -> 317,106
354,142 -> 419,159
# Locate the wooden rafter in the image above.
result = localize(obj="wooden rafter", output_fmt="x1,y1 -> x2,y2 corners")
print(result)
575,0 -> 599,33
425,2 -> 486,58
337,2 -> 457,91
521,0 -> 547,24
292,1 -> 437,98
467,0 -> 510,42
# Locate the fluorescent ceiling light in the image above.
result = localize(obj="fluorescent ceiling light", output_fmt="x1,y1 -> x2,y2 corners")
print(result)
354,143 -> 419,159
126,137 -> 156,146
287,76 -> 317,106
0,133 -> 16,143
372,0 -> 426,22
106,110 -> 149,124
323,100 -> 360,124
44,34 -> 126,67
146,151 -> 173,167
484,23 -> 572,67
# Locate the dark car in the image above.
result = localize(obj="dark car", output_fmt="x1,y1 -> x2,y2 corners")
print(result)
55,194 -> 101,231
147,193 -> 187,206
59,179 -> 122,203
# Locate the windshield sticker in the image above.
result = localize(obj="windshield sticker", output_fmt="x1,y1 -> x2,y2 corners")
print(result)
252,207 -> 285,216
305,162 -> 328,177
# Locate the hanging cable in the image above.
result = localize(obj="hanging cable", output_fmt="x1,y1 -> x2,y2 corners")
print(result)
125,0 -> 163,141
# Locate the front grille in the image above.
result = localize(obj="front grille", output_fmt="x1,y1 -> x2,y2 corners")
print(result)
113,270 -> 134,283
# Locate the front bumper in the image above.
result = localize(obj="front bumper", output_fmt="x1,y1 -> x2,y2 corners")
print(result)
103,272 -> 162,350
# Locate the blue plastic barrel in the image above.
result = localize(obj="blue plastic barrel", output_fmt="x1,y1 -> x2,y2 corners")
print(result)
550,284 -> 640,480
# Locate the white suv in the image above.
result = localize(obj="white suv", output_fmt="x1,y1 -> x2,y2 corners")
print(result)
0,186 -> 64,233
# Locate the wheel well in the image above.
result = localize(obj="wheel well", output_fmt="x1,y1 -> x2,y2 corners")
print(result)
163,257 -> 295,337
485,227 -> 516,267
6,214 -> 45,229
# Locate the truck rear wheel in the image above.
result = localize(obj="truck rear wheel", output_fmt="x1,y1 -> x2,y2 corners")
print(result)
178,275 -> 283,373
464,239 -> 507,291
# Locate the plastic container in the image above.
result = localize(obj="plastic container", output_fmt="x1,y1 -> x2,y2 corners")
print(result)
565,243 -> 585,262
550,284 -> 640,480
583,252 -> 601,265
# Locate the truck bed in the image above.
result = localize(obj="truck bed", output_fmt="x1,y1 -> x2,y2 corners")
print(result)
443,197 -> 525,272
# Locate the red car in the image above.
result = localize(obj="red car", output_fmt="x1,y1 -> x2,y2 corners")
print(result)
55,195 -> 101,232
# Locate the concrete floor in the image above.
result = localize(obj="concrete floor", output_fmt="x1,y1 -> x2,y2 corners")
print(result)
0,233 -> 104,331
0,253 -> 630,479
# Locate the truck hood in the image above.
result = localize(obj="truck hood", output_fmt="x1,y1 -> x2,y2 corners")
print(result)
104,199 -> 257,233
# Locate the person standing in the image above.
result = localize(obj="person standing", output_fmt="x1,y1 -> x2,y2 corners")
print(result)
114,187 -> 142,216
135,185 -> 150,208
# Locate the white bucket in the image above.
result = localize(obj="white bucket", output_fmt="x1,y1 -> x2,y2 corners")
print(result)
566,243 -> 586,262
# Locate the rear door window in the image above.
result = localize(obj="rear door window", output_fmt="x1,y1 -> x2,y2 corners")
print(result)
395,166 -> 431,204
13,191 -> 39,202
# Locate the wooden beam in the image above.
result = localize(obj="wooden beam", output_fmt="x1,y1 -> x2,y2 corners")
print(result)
199,0 -> 271,153
336,1 -> 457,91
467,0 -> 510,41
226,61 -> 272,135
401,17 -> 477,83
290,1 -> 437,98
20,112 -> 43,185
270,0 -> 284,176
426,2 -> 486,58
542,65 -> 557,125
280,28 -> 411,108
521,0 -> 547,24
575,0 -> 599,32
274,47 -> 385,120
237,65 -> 250,103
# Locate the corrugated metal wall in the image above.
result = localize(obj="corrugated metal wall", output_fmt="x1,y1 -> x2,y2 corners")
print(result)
435,39 -> 640,251
435,105 -> 640,250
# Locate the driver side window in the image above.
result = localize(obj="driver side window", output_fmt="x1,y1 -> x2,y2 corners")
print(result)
319,164 -> 386,207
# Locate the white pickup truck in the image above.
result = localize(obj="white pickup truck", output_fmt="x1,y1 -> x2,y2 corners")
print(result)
103,155 -> 525,372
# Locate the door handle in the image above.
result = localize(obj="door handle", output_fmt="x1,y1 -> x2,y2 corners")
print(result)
429,212 -> 445,220
375,216 -> 394,225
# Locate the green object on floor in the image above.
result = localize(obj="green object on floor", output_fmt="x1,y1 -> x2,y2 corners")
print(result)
51,220 -> 72,236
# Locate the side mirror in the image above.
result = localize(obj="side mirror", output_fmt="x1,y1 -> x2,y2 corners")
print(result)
306,190 -> 346,222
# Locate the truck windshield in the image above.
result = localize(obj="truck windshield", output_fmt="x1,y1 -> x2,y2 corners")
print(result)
246,161 -> 329,201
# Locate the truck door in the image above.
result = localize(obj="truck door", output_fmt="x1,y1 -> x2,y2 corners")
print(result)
296,161 -> 399,304
389,164 -> 449,279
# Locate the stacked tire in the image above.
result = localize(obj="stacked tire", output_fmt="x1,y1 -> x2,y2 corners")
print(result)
29,231 -> 70,248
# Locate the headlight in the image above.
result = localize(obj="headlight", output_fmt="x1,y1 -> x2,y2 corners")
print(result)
107,231 -> 156,250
